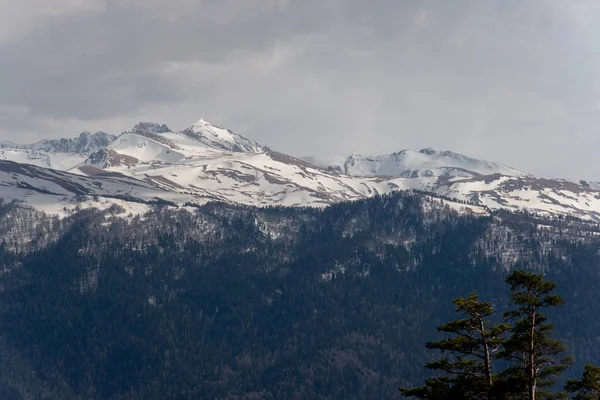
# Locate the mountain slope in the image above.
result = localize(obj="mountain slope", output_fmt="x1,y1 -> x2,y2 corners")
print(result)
304,148 -> 527,178
0,131 -> 116,170
0,160 -> 193,216
73,120 -> 402,207
2,119 -> 600,221
303,149 -> 600,221
182,118 -> 264,153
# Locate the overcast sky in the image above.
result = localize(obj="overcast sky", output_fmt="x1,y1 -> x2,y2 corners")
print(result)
0,0 -> 599,179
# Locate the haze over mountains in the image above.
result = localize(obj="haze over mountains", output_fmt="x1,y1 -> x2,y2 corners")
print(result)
1,119 -> 600,221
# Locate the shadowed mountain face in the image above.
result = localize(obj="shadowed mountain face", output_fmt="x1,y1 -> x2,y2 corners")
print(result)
132,122 -> 171,134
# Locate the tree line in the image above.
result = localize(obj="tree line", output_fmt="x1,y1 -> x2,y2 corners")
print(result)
400,270 -> 600,399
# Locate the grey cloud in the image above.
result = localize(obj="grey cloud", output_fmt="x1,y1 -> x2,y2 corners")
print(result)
0,0 -> 599,179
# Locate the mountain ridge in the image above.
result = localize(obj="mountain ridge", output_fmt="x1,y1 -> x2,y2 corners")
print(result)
0,131 -> 116,153
0,131 -> 117,171
1,119 -> 600,221
303,148 -> 528,179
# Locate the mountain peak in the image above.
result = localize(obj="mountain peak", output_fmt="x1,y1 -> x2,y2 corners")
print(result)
183,119 -> 263,153
305,147 -> 527,179
132,122 -> 170,134
194,118 -> 211,125
418,148 -> 458,157
36,131 -> 116,155
419,147 -> 439,156
188,118 -> 223,133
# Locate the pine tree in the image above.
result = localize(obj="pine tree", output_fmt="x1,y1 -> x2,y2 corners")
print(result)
565,364 -> 600,399
498,270 -> 573,400
400,293 -> 509,399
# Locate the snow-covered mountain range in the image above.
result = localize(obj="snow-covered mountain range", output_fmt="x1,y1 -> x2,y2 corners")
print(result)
303,149 -> 527,179
2,119 -> 600,221
71,119 -> 388,208
0,131 -> 116,171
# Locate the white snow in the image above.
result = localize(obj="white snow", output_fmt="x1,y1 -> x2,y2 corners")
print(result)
0,148 -> 87,170
185,119 -> 263,153
108,133 -> 186,163
2,118 -> 600,222
0,131 -> 115,170
306,148 -> 527,178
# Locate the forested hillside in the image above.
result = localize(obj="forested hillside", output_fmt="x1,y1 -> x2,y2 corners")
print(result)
1,193 -> 600,399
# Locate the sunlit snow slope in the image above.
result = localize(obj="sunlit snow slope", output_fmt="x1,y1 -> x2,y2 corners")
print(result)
2,119 -> 600,220
305,150 -> 600,220
304,148 -> 527,178
72,120 -> 394,207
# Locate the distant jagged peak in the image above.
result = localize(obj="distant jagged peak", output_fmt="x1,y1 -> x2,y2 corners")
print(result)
1,131 -> 116,155
418,147 -> 440,156
74,130 -> 115,143
132,122 -> 171,134
34,131 -> 116,153
183,118 -> 264,153
416,147 -> 483,161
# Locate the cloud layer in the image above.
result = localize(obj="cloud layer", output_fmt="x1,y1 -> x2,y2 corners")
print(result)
0,0 -> 599,179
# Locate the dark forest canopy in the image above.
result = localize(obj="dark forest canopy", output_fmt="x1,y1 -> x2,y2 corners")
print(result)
1,192 -> 600,399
